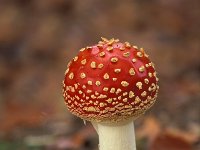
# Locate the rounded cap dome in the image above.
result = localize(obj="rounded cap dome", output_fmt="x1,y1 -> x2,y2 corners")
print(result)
63,38 -> 159,123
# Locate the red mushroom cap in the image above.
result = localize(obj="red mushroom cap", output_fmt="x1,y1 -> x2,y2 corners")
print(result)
63,38 -> 159,123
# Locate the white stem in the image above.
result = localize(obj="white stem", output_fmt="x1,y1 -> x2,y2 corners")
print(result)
97,121 -> 136,150
91,122 -> 98,134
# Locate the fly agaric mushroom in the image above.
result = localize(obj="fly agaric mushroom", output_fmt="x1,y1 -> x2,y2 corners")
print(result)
63,37 -> 159,150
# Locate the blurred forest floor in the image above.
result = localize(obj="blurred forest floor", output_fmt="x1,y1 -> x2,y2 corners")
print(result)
0,0 -> 200,150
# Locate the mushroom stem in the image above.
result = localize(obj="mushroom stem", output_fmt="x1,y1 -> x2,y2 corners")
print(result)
91,122 -> 98,133
96,121 -> 136,150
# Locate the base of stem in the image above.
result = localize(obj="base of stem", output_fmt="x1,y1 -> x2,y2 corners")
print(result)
96,121 -> 136,150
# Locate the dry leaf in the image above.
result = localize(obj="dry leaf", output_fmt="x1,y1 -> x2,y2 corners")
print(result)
137,116 -> 161,142
149,132 -> 193,150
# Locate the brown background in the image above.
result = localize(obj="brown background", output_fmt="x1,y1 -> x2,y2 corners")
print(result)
0,0 -> 200,149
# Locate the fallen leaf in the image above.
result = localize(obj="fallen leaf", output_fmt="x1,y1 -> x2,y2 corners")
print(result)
137,116 -> 161,142
166,127 -> 199,144
149,132 -> 193,150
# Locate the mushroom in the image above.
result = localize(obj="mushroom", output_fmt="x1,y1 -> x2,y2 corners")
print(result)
63,37 -> 159,150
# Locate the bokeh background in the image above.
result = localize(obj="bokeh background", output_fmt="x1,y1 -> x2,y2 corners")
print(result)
0,0 -> 200,150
